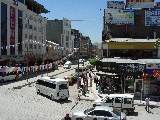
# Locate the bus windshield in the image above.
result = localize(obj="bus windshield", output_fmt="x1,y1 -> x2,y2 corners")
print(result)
59,84 -> 68,90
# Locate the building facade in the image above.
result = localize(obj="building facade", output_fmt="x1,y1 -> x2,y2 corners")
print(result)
46,18 -> 72,57
0,0 -> 48,65
103,9 -> 160,40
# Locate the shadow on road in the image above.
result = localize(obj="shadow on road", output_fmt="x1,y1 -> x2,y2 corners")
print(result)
128,112 -> 138,116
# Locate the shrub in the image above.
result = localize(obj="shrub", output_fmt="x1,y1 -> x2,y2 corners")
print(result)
89,59 -> 100,66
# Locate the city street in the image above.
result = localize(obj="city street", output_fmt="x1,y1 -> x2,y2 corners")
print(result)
0,64 -> 160,120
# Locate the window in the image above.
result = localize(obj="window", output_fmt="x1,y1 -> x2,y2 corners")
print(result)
39,45 -> 41,49
34,27 -> 36,30
29,25 -> 32,29
104,97 -> 113,103
124,98 -> 132,104
48,83 -> 56,89
34,45 -> 36,49
36,79 -> 45,86
115,97 -> 123,103
29,35 -> 32,39
25,34 -> 27,38
25,24 -> 27,28
25,44 -> 27,48
59,84 -> 68,90
94,110 -> 112,117
29,44 -> 32,49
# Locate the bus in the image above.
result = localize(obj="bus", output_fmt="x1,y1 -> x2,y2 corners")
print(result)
36,77 -> 69,100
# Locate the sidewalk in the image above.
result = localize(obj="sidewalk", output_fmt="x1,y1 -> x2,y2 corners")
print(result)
88,71 -> 160,107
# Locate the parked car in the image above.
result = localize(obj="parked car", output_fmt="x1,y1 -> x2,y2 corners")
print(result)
70,73 -> 78,80
72,106 -> 126,120
79,59 -> 84,64
63,63 -> 71,69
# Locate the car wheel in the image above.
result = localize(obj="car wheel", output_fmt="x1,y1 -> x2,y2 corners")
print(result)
93,118 -> 97,120
122,109 -> 129,115
15,77 -> 18,81
65,97 -> 68,100
0,79 -> 4,83
51,94 -> 54,101
37,89 -> 40,95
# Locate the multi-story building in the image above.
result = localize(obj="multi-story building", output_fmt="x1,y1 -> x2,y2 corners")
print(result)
46,40 -> 61,60
80,36 -> 92,59
46,18 -> 72,57
0,0 -> 49,65
103,9 -> 160,40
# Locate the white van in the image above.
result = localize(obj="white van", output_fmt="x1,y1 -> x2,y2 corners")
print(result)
93,94 -> 135,115
36,77 -> 70,100
75,66 -> 86,77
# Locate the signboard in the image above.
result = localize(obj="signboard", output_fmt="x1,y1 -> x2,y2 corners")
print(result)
105,9 -> 134,25
107,1 -> 124,9
146,63 -> 160,75
10,6 -> 16,45
145,10 -> 160,26
126,0 -> 154,8
156,2 -> 160,9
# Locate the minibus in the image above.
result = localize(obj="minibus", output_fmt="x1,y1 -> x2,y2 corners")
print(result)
36,77 -> 69,100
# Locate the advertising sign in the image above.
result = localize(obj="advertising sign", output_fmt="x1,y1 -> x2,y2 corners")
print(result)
10,6 -> 16,45
126,0 -> 154,8
107,1 -> 124,9
105,9 -> 134,25
145,10 -> 160,26
146,63 -> 160,75
156,2 -> 160,9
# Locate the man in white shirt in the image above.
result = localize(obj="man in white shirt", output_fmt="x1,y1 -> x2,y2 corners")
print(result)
145,96 -> 150,113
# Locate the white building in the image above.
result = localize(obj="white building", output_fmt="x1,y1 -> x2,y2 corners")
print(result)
0,0 -> 49,63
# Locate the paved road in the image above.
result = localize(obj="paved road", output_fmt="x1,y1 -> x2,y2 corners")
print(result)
0,63 -> 160,120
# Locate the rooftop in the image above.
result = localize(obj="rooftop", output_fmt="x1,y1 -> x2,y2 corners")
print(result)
25,0 -> 49,14
103,38 -> 157,43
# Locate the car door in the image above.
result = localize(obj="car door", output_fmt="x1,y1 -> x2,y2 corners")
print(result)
93,110 -> 108,120
113,97 -> 123,109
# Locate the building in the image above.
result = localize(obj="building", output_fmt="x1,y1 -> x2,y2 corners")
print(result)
71,29 -> 81,48
46,40 -> 61,60
102,38 -> 157,59
80,36 -> 92,59
103,9 -> 160,40
0,0 -> 49,65
46,18 -> 72,57
92,42 -> 102,58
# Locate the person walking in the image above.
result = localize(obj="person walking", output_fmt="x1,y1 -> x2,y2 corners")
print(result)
97,83 -> 101,96
63,113 -> 71,120
145,96 -> 150,113
101,82 -> 105,94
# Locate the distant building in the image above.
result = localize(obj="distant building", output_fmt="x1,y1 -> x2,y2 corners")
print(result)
46,18 -> 72,57
71,29 -> 81,48
92,42 -> 102,57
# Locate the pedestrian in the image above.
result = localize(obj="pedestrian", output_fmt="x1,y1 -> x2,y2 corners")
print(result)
89,71 -> 91,78
98,83 -> 101,96
145,96 -> 150,113
63,113 -> 71,120
101,82 -> 105,94
90,76 -> 93,87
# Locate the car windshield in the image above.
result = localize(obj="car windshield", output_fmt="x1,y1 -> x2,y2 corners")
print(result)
113,108 -> 121,116
101,97 -> 108,101
84,107 -> 94,114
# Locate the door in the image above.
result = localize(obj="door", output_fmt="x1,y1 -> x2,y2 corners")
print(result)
113,97 -> 123,108
134,79 -> 143,94
58,83 -> 69,99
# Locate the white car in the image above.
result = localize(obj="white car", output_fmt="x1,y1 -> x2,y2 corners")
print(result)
72,106 -> 126,120
63,64 -> 71,69
79,59 -> 84,64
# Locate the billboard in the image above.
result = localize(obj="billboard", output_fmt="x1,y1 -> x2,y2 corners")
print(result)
105,9 -> 134,25
145,10 -> 160,26
10,6 -> 16,45
107,1 -> 124,9
156,2 -> 160,9
126,0 -> 154,8
146,63 -> 160,75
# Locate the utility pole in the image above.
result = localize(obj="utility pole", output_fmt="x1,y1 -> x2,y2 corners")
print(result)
47,43 -> 49,76
27,45 -> 29,83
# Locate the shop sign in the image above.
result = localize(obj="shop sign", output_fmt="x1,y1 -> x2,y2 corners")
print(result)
107,1 -> 124,9
105,9 -> 134,25
126,0 -> 154,9
145,10 -> 160,26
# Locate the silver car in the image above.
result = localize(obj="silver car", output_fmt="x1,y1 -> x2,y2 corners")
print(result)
72,106 -> 126,120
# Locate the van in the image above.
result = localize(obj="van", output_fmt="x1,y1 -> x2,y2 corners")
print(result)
75,66 -> 86,77
36,77 -> 69,100
93,94 -> 135,115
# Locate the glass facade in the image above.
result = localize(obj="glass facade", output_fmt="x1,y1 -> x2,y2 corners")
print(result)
18,10 -> 23,55
1,2 -> 7,55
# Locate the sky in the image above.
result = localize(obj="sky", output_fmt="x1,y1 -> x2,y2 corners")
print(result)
35,0 -> 159,43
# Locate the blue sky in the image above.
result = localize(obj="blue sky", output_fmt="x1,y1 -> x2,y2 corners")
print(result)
36,0 -> 159,43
